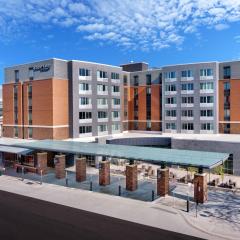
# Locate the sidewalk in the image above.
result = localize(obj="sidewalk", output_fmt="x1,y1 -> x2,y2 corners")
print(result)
0,175 -> 239,240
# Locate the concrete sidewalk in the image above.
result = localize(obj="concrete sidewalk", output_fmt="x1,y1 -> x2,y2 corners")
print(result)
0,175 -> 238,240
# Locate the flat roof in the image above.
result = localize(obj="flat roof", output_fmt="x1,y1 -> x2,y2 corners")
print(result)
14,140 -> 229,169
0,146 -> 33,155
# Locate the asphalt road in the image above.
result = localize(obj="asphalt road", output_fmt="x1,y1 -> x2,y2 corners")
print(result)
0,190 -> 204,240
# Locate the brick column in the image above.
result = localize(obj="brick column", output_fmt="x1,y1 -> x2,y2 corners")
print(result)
126,164 -> 138,191
99,160 -> 110,186
76,157 -> 86,182
55,155 -> 66,179
37,152 -> 48,175
194,173 -> 208,203
157,168 -> 169,196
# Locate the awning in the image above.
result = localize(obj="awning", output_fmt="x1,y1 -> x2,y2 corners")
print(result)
0,146 -> 34,156
14,140 -> 230,169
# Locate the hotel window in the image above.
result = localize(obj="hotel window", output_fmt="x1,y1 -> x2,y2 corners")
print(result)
146,121 -> 151,131
112,85 -> 120,93
164,71 -> 176,79
223,66 -> 231,79
97,70 -> 107,78
166,123 -> 176,130
15,70 -> 19,83
28,111 -> 32,125
224,82 -> 230,90
166,97 -> 176,104
28,127 -> 33,139
146,87 -> 151,95
112,98 -> 120,105
200,82 -> 214,90
98,111 -> 108,119
79,112 -> 92,119
200,69 -> 213,77
159,73 -> 162,84
182,123 -> 194,130
112,111 -> 120,119
181,70 -> 193,78
98,125 -> 108,132
224,109 -> 230,121
182,96 -> 194,104
123,75 -> 128,85
79,126 -> 92,134
29,67 -> 34,80
97,84 -> 108,92
79,83 -> 91,91
146,87 -> 151,120
181,83 -> 193,91
165,84 -> 176,91
112,123 -> 120,131
28,84 -> 32,125
133,75 -> 139,86
200,109 -> 213,117
79,97 -> 91,105
146,74 -> 151,85
166,110 -> 176,117
79,68 -> 91,76
111,72 -> 120,79
14,112 -> 18,125
14,127 -> 18,138
200,96 -> 214,103
97,98 -> 108,105
182,110 -> 193,117
201,123 -> 213,130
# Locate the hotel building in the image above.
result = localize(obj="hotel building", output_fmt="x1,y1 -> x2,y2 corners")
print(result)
2,58 -> 240,139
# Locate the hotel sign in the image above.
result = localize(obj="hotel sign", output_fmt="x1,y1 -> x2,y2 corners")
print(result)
33,64 -> 51,72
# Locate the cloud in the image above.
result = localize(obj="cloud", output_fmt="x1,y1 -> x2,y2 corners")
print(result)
0,0 -> 240,50
234,35 -> 240,43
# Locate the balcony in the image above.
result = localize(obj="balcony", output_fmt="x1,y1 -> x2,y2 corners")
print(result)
79,132 -> 92,137
98,118 -> 108,123
200,89 -> 214,94
97,91 -> 108,96
181,130 -> 194,134
97,77 -> 108,82
180,77 -> 194,81
165,78 -> 177,82
181,103 -> 194,108
79,76 -> 92,81
200,130 -> 214,134
79,104 -> 92,109
79,119 -> 92,124
97,104 -> 108,109
200,116 -> 214,121
79,90 -> 92,95
112,91 -> 120,96
200,103 -> 214,107
200,76 -> 214,80
165,104 -> 177,108
165,91 -> 177,95
112,104 -> 120,109
165,129 -> 177,133
112,117 -> 121,121
111,79 -> 120,84
181,116 -> 194,121
181,90 -> 194,95
165,116 -> 177,121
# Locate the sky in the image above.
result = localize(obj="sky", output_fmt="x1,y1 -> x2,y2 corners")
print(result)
1,0 -> 240,83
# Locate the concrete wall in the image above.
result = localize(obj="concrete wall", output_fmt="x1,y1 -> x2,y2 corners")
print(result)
172,138 -> 240,176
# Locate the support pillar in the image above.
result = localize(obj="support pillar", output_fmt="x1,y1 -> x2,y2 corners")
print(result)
99,160 -> 110,186
126,164 -> 138,191
55,155 -> 66,179
37,152 -> 48,175
157,168 -> 169,196
194,173 -> 208,203
76,158 -> 86,182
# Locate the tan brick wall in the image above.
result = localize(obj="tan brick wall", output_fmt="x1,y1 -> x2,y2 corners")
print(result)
76,158 -> 87,182
55,155 -> 66,179
36,152 -> 48,175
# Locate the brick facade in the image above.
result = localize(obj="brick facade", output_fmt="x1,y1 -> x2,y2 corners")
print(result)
76,157 -> 86,182
157,168 -> 169,196
36,152 -> 48,175
126,164 -> 138,191
194,173 -> 208,203
99,160 -> 110,186
55,155 -> 66,179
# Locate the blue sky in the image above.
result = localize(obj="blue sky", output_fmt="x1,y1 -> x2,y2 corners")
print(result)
1,0 -> 240,83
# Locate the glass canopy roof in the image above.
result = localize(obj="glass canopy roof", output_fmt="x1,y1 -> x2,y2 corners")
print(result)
15,140 -> 229,169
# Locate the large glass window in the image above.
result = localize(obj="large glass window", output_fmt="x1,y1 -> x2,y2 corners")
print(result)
97,98 -> 108,105
200,109 -> 213,117
181,83 -> 194,91
79,126 -> 92,134
112,85 -> 120,93
200,68 -> 213,77
112,111 -> 120,118
15,70 -> 19,83
97,70 -> 107,78
200,82 -> 214,90
79,68 -> 91,76
200,96 -> 214,103
112,98 -> 120,105
182,110 -> 193,117
112,123 -> 120,131
201,123 -> 213,130
166,97 -> 176,104
166,110 -> 176,117
165,84 -> 176,91
224,82 -> 230,90
111,72 -> 120,79
79,83 -> 91,91
146,74 -> 151,85
29,67 -> 34,80
223,66 -> 231,79
98,111 -> 108,118
182,96 -> 194,104
98,125 -> 108,132
28,127 -> 33,139
164,71 -> 176,79
182,123 -> 194,130
166,123 -> 176,130
97,84 -> 108,92
79,97 -> 91,105
133,76 -> 139,86
181,70 -> 193,78
79,112 -> 92,119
